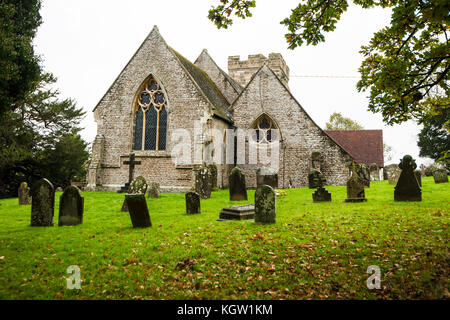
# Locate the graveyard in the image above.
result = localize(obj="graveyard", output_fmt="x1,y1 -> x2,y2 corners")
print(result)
0,177 -> 448,300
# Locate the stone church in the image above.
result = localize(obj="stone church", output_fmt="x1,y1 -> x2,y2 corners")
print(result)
87,26 -> 356,192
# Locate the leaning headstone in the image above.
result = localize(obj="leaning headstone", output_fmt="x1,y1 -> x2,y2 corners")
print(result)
394,155 -> 421,201
355,163 -> 370,187
31,178 -> 55,226
313,187 -> 332,202
308,170 -> 326,189
220,204 -> 255,220
384,164 -> 401,184
185,192 -> 201,214
369,163 -> 380,181
195,165 -> 212,199
256,167 -> 278,189
59,186 -> 84,226
254,185 -> 276,223
345,162 -> 367,202
208,163 -> 218,190
414,170 -> 422,187
433,169 -> 449,184
121,176 -> 148,212
229,167 -> 248,201
126,194 -> 152,228
147,182 -> 160,199
18,182 -> 31,205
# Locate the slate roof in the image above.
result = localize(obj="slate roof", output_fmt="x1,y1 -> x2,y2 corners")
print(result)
170,48 -> 232,122
325,130 -> 384,167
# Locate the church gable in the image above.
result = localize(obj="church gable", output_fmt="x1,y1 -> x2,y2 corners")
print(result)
194,49 -> 243,105
231,64 -> 352,187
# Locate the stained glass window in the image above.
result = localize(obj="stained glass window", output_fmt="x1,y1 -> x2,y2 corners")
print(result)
252,115 -> 278,144
133,75 -> 168,151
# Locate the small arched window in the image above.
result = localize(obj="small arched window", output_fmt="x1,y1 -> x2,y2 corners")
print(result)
251,115 -> 278,144
134,76 -> 167,150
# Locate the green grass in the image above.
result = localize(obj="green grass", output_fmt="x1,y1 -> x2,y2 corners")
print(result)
0,177 -> 449,300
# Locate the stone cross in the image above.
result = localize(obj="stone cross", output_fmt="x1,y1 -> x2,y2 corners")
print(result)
123,153 -> 142,185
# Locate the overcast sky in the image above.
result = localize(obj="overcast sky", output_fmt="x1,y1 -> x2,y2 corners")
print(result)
33,0 -> 430,166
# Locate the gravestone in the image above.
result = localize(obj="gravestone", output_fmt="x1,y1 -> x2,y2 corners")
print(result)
256,167 -> 278,189
195,165 -> 212,199
369,163 -> 380,181
384,164 -> 401,184
313,187 -> 332,202
414,170 -> 422,187
56,187 -> 63,192
147,182 -> 160,199
220,204 -> 255,220
18,182 -> 30,205
229,167 -> 247,201
254,185 -> 276,223
185,192 -> 201,214
433,169 -> 448,183
121,176 -> 148,212
59,186 -> 84,226
308,170 -> 326,189
394,155 -> 421,201
355,163 -> 370,187
420,164 -> 426,177
208,164 -> 218,190
345,162 -> 367,202
31,178 -> 55,226
126,194 -> 152,228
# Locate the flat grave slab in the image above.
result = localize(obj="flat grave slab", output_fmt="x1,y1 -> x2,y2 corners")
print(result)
219,204 -> 255,221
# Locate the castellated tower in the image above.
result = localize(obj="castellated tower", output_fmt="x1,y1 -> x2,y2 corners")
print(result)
228,53 -> 290,88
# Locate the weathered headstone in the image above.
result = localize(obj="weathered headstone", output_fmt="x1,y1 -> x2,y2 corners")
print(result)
208,163 -> 218,190
31,178 -> 55,226
355,163 -> 370,187
147,182 -> 160,198
220,204 -> 255,220
126,194 -> 152,228
121,176 -> 148,212
254,185 -> 276,223
308,170 -> 326,189
58,186 -> 84,226
313,187 -> 332,202
384,164 -> 401,184
433,169 -> 448,183
345,162 -> 367,202
414,170 -> 422,187
229,167 -> 248,201
394,155 -> 421,201
185,192 -> 201,214
18,182 -> 30,205
56,187 -> 63,192
256,167 -> 278,189
195,165 -> 212,199
369,163 -> 380,181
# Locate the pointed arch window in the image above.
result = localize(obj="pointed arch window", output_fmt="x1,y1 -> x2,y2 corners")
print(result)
134,76 -> 168,150
251,115 -> 278,144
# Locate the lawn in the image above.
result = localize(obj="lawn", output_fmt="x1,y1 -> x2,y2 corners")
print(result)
0,177 -> 448,300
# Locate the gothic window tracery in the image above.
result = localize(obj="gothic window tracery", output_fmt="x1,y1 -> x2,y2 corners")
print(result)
134,76 -> 168,150
251,115 -> 278,144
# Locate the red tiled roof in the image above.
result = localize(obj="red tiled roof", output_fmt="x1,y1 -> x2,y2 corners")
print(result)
325,130 -> 384,167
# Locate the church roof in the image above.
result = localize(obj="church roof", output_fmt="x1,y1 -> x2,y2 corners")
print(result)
325,130 -> 384,167
170,48 -> 232,122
